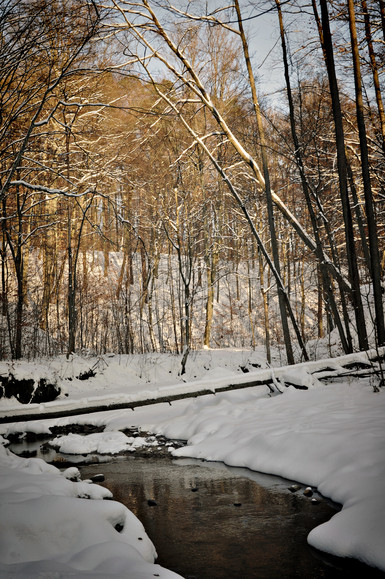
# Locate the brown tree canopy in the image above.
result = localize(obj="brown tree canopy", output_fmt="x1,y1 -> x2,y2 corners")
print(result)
1,0 -> 384,362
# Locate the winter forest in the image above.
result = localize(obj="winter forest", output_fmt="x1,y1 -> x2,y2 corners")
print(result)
1,0 -> 385,367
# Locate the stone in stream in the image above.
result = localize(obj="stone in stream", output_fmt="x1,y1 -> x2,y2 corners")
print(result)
288,484 -> 301,493
90,474 -> 105,482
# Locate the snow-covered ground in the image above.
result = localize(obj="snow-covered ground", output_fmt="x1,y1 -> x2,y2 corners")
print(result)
1,347 -> 385,576
0,446 -> 184,578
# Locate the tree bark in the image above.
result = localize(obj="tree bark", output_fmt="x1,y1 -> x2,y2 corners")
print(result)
235,0 -> 295,364
379,0 -> 385,41
317,0 -> 369,351
276,0 -> 351,354
361,0 -> 385,152
347,0 -> 385,347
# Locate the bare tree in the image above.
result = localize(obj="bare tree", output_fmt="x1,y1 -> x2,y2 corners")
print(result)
275,0 -> 352,354
235,0 -> 296,364
0,0 -> 101,357
347,0 -> 385,347
314,0 -> 368,351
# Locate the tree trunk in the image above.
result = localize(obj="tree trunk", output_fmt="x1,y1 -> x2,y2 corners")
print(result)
317,0 -> 368,351
259,248 -> 271,363
203,249 -> 217,348
276,0 -> 351,354
317,265 -> 324,339
347,0 -> 385,347
168,249 -> 180,354
41,195 -> 58,331
235,0 -> 295,364
67,209 -> 76,357
361,0 -> 385,152
379,0 -> 385,41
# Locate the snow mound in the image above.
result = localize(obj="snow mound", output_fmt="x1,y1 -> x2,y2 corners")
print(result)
0,444 -> 182,577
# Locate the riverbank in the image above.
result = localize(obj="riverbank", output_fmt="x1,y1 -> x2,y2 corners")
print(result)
1,348 -> 385,575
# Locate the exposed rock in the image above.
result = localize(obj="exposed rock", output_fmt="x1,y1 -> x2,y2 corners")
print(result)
30,378 -> 61,403
5,375 -> 35,403
288,484 -> 301,493
120,427 -> 186,458
0,373 -> 60,404
90,474 -> 105,482
5,430 -> 50,444
50,424 -> 105,436
342,361 -> 372,371
18,449 -> 37,458
76,369 -> 96,381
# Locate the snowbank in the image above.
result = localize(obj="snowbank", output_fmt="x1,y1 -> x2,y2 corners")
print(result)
0,443 -> 182,578
150,381 -> 385,571
1,348 -> 385,574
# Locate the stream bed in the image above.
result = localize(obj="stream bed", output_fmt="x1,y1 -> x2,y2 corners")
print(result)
7,432 -> 385,579
80,456 -> 384,579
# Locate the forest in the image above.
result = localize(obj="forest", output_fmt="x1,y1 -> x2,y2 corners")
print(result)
1,0 -> 384,366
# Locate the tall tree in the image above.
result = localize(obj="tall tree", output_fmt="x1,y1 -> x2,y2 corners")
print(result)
235,0 -> 296,364
0,0 -> 101,358
315,0 -> 368,351
347,0 -> 385,347
379,0 -> 385,41
361,0 -> 385,152
275,0 -> 351,354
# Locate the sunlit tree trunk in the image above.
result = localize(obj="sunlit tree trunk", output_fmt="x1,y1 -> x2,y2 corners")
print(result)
361,0 -> 385,152
347,0 -> 385,347
203,248 -> 218,348
41,195 -> 58,332
235,0 -> 295,364
167,248 -> 180,354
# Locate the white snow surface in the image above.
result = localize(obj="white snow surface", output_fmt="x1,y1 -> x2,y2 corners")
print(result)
0,444 -> 182,578
1,347 -> 385,575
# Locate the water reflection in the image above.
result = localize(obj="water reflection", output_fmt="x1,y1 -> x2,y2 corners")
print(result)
81,457 -> 384,579
8,437 -> 113,465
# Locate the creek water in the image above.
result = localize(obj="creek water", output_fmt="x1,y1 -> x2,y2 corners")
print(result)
7,435 -> 384,578
80,456 -> 384,579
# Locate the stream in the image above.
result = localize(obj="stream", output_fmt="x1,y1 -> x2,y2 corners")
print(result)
80,457 -> 384,579
8,437 -> 385,578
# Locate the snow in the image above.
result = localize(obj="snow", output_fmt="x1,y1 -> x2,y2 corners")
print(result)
0,349 -> 270,420
0,443 -> 182,578
1,347 -> 385,575
151,382 -> 385,569
50,432 -> 152,455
